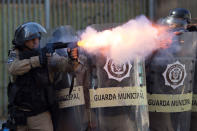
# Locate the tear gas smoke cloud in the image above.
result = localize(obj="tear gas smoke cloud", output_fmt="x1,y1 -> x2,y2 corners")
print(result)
79,15 -> 174,64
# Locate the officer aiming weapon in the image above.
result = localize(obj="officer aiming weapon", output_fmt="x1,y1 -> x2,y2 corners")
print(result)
41,41 -> 79,95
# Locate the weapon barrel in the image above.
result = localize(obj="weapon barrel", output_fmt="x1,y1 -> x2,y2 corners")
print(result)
52,42 -> 78,50
53,42 -> 69,49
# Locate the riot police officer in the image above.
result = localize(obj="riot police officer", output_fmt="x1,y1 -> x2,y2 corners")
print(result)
48,25 -> 89,131
7,22 -> 78,131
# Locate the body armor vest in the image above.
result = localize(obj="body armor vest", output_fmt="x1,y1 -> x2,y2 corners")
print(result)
14,49 -> 50,114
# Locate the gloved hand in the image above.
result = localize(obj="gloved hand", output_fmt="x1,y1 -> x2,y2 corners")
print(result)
39,47 -> 48,67
67,48 -> 78,61
39,44 -> 55,66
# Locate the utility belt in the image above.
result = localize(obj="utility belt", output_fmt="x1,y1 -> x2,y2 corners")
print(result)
0,107 -> 48,130
11,106 -> 48,126
19,107 -> 48,117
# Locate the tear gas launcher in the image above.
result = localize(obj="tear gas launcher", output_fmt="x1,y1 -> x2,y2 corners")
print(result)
44,41 -> 78,53
42,41 -> 79,61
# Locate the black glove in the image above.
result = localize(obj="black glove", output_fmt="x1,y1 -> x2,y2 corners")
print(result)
39,47 -> 48,67
39,44 -> 55,66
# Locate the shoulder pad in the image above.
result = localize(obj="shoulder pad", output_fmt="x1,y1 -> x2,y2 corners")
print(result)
7,50 -> 17,64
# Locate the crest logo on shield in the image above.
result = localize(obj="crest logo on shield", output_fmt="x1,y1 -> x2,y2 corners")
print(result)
163,61 -> 187,89
104,58 -> 132,82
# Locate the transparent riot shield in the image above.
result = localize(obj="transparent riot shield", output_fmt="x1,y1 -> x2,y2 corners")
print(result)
55,70 -> 89,131
146,32 -> 197,131
190,63 -> 197,131
48,26 -> 88,131
87,55 -> 149,131
190,33 -> 197,131
83,24 -> 149,131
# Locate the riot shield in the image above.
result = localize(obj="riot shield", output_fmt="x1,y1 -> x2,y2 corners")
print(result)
190,62 -> 197,131
146,32 -> 197,131
55,70 -> 89,131
190,34 -> 197,131
49,26 -> 88,131
86,24 -> 149,131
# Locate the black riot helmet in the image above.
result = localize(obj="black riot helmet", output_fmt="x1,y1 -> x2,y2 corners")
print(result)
49,25 -> 78,44
12,22 -> 47,47
169,8 -> 191,23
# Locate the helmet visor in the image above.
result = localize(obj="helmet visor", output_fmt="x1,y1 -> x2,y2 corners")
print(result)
21,22 -> 47,40
164,17 -> 188,29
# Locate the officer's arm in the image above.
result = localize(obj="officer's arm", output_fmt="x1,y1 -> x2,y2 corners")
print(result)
7,50 -> 41,75
48,53 -> 78,72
